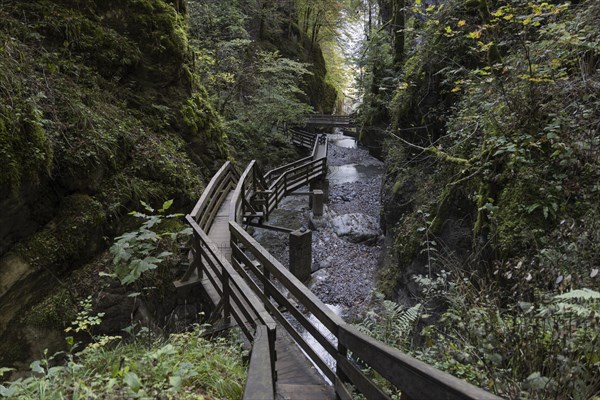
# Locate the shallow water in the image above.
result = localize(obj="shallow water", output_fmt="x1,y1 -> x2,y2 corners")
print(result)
328,163 -> 383,184
299,303 -> 343,384
328,136 -> 357,149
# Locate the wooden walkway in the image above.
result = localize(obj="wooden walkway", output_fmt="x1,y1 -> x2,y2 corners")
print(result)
205,185 -> 334,399
208,191 -> 234,263
178,126 -> 502,400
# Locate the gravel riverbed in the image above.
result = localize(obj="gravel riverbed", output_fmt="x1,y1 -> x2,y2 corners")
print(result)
251,132 -> 384,319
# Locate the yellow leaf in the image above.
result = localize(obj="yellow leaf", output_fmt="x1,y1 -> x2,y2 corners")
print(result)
503,14 -> 514,21
451,86 -> 462,93
467,31 -> 482,39
457,20 -> 466,27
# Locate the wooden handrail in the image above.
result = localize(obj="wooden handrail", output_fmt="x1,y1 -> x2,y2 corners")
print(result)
183,127 -> 502,400
243,325 -> 276,400
306,114 -> 354,126
229,219 -> 502,399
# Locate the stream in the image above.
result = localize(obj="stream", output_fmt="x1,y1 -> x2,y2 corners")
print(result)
252,129 -> 384,329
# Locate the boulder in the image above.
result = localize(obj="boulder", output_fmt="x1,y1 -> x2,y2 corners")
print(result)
331,213 -> 381,244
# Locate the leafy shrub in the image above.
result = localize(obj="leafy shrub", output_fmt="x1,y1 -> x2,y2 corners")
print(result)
0,325 -> 246,399
108,200 -> 191,285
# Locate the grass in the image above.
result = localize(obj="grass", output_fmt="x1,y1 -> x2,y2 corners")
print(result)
0,326 -> 247,399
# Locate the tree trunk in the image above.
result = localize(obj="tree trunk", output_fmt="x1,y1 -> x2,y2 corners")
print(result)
392,0 -> 405,69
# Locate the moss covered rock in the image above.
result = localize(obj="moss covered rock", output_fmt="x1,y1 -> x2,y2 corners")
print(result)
0,0 -> 227,367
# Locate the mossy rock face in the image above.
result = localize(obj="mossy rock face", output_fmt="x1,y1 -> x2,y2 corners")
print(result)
13,194 -> 106,273
492,178 -> 548,257
178,92 -> 228,171
0,107 -> 53,193
273,23 -> 337,114
0,0 -> 226,367
22,287 -> 76,329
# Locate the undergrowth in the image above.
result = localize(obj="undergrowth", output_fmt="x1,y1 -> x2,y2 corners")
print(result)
0,325 -> 246,399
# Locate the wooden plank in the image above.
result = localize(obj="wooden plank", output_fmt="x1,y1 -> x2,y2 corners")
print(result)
230,242 -> 338,358
246,222 -> 294,233
230,161 -> 257,223
191,162 -> 233,220
187,216 -> 276,332
275,327 -> 330,386
241,259 -> 336,357
244,325 -> 276,400
335,378 -> 355,400
259,289 -> 335,382
338,325 -> 503,400
230,223 -> 344,334
276,384 -> 335,400
337,357 -> 390,400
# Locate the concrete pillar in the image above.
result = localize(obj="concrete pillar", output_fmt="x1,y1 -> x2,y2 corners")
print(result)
312,190 -> 324,217
309,179 -> 329,206
321,179 -> 329,203
289,229 -> 312,282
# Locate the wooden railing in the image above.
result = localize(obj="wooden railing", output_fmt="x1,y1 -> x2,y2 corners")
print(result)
183,129 -> 503,400
307,114 -> 353,126
183,162 -> 277,400
227,222 -> 502,400
242,129 -> 327,222
290,127 -> 317,147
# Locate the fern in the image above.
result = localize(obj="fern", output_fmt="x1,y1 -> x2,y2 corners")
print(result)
552,288 -> 599,318
358,294 -> 422,348
554,288 -> 600,301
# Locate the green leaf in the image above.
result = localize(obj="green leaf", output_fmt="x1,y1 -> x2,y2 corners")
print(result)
523,372 -> 551,390
169,375 -> 183,390
30,360 -> 44,374
179,227 -> 193,236
0,384 -> 17,397
0,367 -> 14,377
123,371 -> 141,393
159,199 -> 174,212
140,201 -> 154,213
47,366 -> 65,377
555,288 -> 600,301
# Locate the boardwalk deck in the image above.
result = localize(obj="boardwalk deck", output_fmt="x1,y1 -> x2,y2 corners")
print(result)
204,184 -> 333,399
180,127 -> 500,400
207,191 -> 234,263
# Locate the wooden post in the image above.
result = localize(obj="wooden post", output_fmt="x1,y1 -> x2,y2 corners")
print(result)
312,189 -> 324,216
222,271 -> 231,322
321,179 -> 329,203
289,229 -> 312,282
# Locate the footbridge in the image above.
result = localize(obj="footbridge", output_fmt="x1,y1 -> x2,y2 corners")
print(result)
175,127 -> 501,400
306,114 -> 354,128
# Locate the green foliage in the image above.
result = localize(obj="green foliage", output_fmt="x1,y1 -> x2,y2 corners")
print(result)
416,283 -> 600,398
355,27 -> 394,127
354,293 -> 421,399
109,200 -> 190,285
0,326 -> 246,399
0,98 -> 52,192
188,0 -> 324,166
358,293 -> 421,350
64,296 -> 104,337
